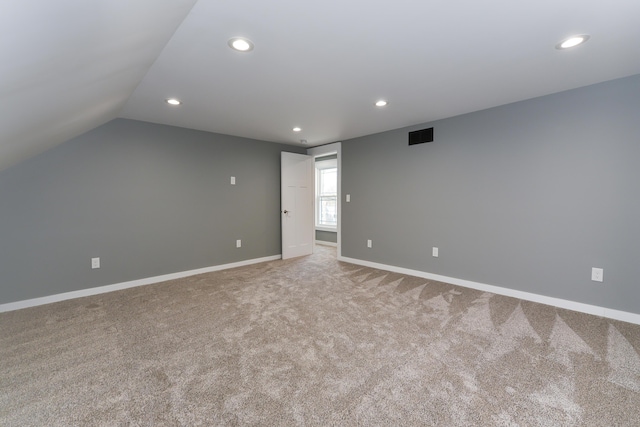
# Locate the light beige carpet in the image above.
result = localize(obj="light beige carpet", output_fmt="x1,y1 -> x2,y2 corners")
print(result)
1,246 -> 639,426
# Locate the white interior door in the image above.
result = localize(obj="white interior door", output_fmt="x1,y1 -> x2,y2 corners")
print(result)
281,152 -> 314,259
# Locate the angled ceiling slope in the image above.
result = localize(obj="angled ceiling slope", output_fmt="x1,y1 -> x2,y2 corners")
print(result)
2,1 -> 640,172
0,0 -> 197,172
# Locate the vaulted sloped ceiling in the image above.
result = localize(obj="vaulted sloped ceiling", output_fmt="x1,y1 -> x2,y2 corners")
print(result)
2,0 -> 639,172
0,0 -> 197,171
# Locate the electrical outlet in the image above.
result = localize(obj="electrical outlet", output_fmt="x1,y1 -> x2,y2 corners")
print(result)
230,176 -> 236,185
236,239 -> 242,248
591,267 -> 603,282
91,257 -> 100,269
346,194 -> 351,202
432,247 -> 439,257
367,239 -> 372,248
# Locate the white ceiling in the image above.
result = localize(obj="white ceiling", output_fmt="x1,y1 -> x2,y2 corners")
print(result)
2,0 -> 639,171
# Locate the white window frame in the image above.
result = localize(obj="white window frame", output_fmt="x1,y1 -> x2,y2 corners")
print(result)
315,159 -> 337,231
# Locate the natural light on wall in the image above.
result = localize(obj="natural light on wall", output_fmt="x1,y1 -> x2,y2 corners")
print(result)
316,158 -> 337,229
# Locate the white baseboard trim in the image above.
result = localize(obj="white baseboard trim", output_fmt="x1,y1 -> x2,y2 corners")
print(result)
315,240 -> 337,247
0,255 -> 282,313
338,256 -> 640,326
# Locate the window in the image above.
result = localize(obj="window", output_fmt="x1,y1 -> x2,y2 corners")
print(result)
316,160 -> 337,229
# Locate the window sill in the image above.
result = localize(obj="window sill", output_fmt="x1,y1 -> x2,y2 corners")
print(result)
315,226 -> 337,232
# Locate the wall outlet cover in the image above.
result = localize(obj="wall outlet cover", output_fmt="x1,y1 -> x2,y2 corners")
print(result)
91,257 -> 100,269
591,267 -> 603,282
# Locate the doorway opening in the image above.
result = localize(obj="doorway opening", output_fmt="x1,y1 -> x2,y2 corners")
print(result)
314,154 -> 337,247
307,143 -> 341,258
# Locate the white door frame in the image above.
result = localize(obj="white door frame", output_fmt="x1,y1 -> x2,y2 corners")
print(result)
307,143 -> 341,258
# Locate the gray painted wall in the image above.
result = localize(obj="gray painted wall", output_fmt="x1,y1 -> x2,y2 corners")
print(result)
316,230 -> 337,243
342,74 -> 640,315
0,119 -> 304,304
316,154 -> 338,162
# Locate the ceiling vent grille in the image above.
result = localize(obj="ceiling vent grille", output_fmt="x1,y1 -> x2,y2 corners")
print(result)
408,127 -> 433,145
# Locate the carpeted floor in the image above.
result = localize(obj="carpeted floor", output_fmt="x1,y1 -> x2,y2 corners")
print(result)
1,245 -> 639,426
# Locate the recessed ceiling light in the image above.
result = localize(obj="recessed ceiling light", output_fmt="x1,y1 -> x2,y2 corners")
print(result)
375,100 -> 388,107
293,127 -> 302,132
165,98 -> 182,106
228,37 -> 254,52
556,35 -> 590,49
